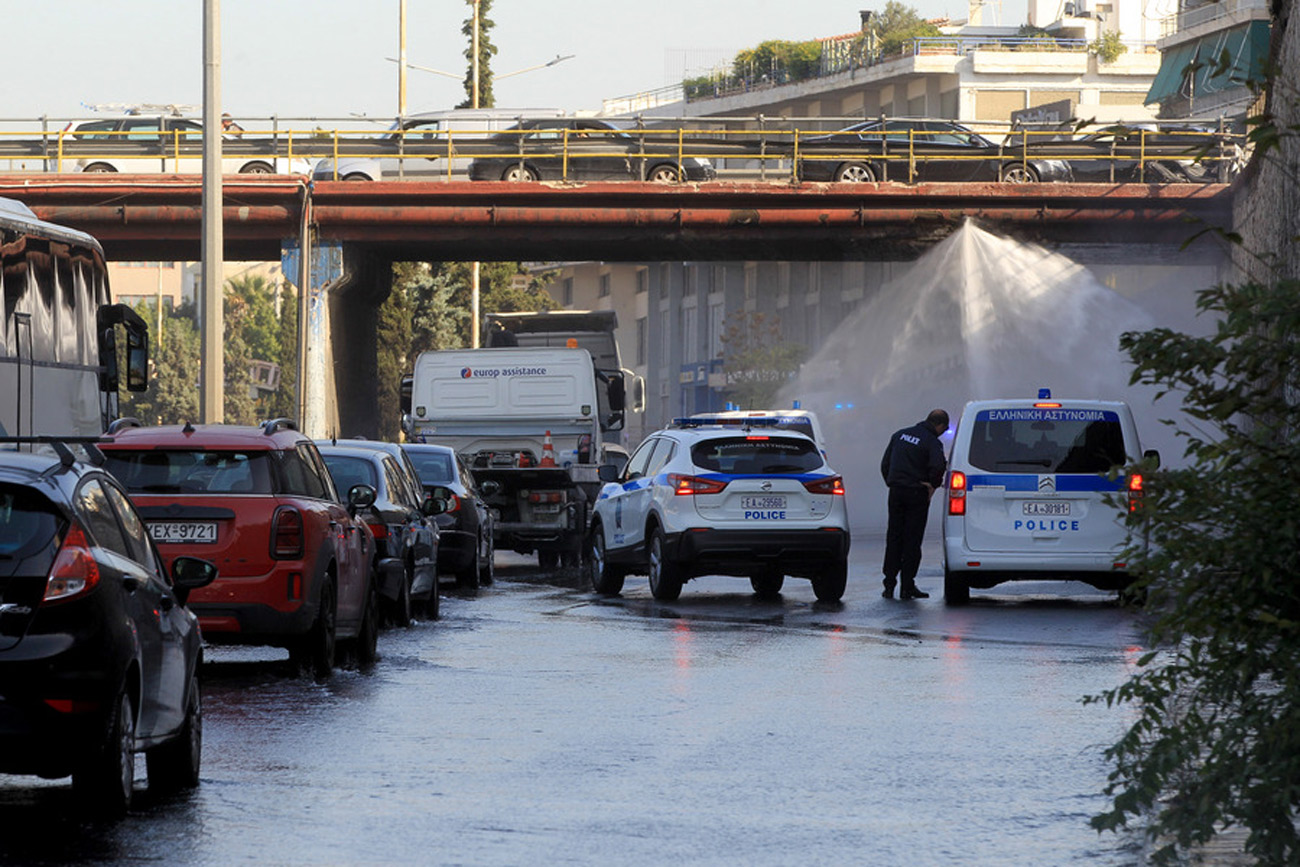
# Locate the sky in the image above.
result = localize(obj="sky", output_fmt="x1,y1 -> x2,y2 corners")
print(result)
3,0 -> 1031,124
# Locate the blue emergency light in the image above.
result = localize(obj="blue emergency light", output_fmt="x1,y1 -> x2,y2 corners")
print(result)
1038,387 -> 1052,399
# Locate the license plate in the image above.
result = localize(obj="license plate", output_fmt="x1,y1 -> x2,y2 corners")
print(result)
1023,501 -> 1070,516
741,495 -> 787,510
532,503 -> 561,514
149,522 -> 218,544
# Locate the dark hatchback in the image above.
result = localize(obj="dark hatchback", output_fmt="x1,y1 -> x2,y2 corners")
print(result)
0,440 -> 216,815
467,118 -> 717,183
401,443 -> 496,590
795,118 -> 1072,184
318,444 -> 442,624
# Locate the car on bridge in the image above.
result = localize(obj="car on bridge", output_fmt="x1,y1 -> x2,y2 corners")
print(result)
1019,123 -> 1245,183
794,118 -> 1072,184
62,113 -> 312,175
467,118 -> 717,183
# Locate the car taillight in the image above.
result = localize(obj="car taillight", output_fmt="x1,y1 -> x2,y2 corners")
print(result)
1127,472 -> 1143,512
367,523 -> 389,541
948,471 -> 967,516
527,491 -> 565,504
803,475 -> 845,495
444,492 -> 462,512
668,473 -> 728,496
44,522 -> 100,604
271,507 -> 304,558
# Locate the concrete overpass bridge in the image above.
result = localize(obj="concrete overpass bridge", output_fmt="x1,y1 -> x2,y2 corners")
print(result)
0,174 -> 1234,436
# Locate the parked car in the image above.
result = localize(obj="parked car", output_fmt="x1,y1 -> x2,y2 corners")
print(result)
587,419 -> 851,602
312,107 -> 566,182
1021,123 -> 1243,183
318,444 -> 443,624
100,419 -> 378,677
0,438 -> 217,815
467,118 -> 717,183
401,442 -> 497,590
794,118 -> 1071,184
62,113 -> 312,175
317,439 -> 444,607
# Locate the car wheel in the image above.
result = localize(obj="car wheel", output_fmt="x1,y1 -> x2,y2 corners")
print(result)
238,161 -> 274,174
502,165 -> 539,182
74,688 -> 135,816
944,567 -> 970,606
387,564 -> 413,627
356,577 -> 380,665
587,524 -> 625,596
295,577 -> 337,678
538,549 -> 560,571
146,668 -> 201,793
750,571 -> 785,599
342,172 -> 374,181
478,532 -> 495,586
999,163 -> 1040,183
82,163 -> 117,173
834,161 -> 876,183
647,526 -> 683,601
456,543 -> 481,592
811,560 -> 847,603
647,163 -> 682,183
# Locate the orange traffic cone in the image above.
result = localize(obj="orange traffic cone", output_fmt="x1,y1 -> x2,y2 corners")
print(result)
539,431 -> 557,467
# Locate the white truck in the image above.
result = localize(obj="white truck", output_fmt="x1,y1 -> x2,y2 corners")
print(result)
406,346 -> 630,571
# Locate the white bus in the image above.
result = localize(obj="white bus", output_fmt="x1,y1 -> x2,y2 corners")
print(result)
0,197 -> 147,439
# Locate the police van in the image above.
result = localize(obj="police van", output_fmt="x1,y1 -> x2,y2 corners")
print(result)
941,389 -> 1158,604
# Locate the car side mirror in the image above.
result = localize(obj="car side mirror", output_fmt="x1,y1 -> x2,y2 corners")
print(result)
479,479 -> 501,497
1143,448 -> 1161,469
171,555 -> 218,606
348,483 -> 377,516
598,463 -> 621,483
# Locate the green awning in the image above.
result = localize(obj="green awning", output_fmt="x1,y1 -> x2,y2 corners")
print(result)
1145,20 -> 1270,105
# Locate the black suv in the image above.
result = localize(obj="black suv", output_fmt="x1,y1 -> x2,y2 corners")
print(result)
0,439 -> 216,815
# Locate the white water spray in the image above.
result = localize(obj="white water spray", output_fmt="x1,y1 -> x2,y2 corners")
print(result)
781,220 -> 1177,531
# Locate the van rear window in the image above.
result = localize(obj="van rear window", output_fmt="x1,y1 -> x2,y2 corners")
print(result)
691,436 -> 823,474
967,409 -> 1126,474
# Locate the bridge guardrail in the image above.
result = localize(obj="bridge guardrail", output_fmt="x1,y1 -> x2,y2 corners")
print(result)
0,117 -> 1246,184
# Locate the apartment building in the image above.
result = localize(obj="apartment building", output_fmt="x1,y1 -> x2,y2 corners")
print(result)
1144,0 -> 1270,119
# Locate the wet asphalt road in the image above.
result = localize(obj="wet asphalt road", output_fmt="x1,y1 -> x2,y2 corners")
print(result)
0,529 -> 1146,866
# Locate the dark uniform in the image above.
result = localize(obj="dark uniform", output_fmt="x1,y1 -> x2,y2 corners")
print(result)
880,416 -> 948,599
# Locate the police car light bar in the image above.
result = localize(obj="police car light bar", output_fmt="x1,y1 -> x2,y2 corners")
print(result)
671,417 -> 792,429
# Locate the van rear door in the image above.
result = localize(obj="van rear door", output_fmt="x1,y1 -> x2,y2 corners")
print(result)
960,406 -> 1130,554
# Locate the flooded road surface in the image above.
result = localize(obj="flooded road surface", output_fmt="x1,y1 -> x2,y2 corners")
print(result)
0,531 -> 1144,865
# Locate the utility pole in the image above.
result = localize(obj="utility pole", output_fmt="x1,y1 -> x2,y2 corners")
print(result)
398,0 -> 408,117
471,0 -> 481,348
201,0 -> 224,422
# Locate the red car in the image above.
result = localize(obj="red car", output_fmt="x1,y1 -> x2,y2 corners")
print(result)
100,419 -> 379,677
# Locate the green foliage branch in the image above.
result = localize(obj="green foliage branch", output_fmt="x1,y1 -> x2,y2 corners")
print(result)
1087,278 -> 1300,865
459,0 -> 497,108
719,311 -> 806,409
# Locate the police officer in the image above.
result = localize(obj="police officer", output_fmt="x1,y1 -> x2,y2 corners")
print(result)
880,408 -> 949,600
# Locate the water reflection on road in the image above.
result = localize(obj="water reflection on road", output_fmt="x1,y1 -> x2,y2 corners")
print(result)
0,536 -> 1145,866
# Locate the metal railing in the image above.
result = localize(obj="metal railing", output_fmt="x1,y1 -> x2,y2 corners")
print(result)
0,116 -> 1246,185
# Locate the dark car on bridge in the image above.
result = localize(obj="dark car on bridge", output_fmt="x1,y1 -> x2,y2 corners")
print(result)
794,118 -> 1072,184
0,438 -> 217,815
1019,124 -> 1244,183
467,118 -> 717,183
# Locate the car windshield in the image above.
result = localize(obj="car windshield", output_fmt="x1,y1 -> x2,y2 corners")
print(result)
966,410 -> 1127,474
321,455 -> 379,495
0,484 -> 61,576
690,436 -> 824,474
406,450 -> 456,484
103,450 -> 273,494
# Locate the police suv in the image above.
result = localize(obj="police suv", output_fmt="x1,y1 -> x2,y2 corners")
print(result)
586,419 -> 850,602
941,390 -> 1158,604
